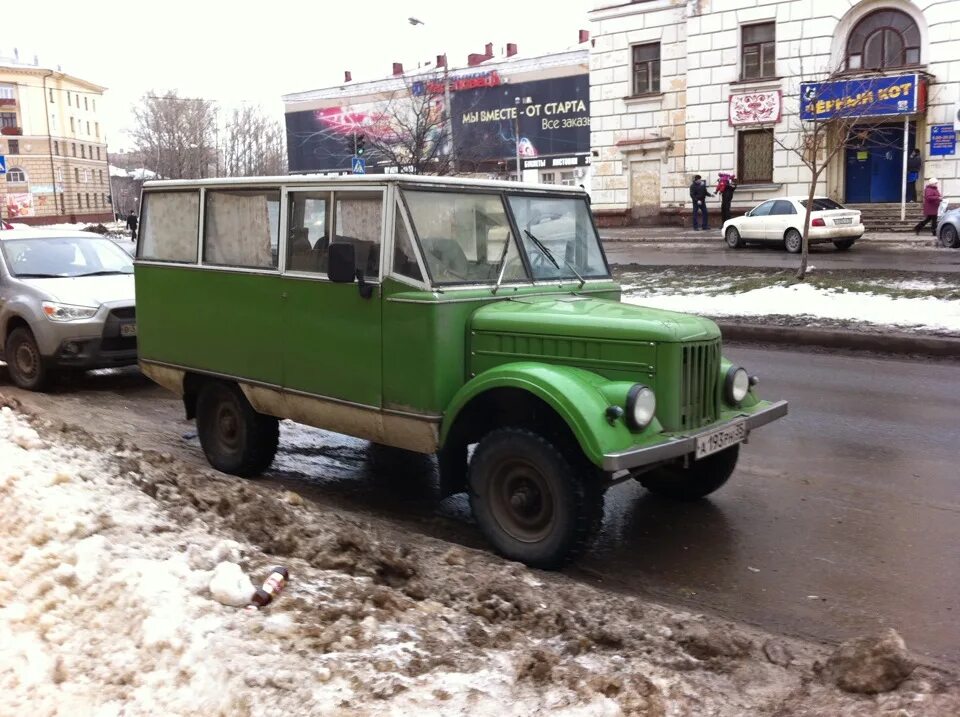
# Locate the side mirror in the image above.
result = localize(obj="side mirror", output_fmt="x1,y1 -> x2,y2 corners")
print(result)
745,210 -> 752,217
328,243 -> 356,283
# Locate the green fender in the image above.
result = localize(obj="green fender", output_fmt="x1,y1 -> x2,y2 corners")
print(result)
440,361 -> 662,468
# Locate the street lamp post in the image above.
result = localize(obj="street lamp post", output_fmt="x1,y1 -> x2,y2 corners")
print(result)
514,96 -> 532,182
409,17 -> 455,174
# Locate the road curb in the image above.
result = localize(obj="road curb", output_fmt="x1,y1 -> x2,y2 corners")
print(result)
716,322 -> 960,358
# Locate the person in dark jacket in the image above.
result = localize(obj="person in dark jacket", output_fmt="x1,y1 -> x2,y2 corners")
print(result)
913,178 -> 941,236
906,149 -> 922,202
126,211 -> 139,242
716,173 -> 737,224
689,175 -> 712,230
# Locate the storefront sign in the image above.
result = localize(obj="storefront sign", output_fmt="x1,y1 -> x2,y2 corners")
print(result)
522,154 -> 590,170
728,90 -> 782,126
29,183 -> 64,194
930,124 -> 956,156
411,70 -> 503,97
5,193 -> 34,218
800,74 -> 923,120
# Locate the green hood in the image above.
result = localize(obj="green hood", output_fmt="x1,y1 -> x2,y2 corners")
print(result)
471,296 -> 720,343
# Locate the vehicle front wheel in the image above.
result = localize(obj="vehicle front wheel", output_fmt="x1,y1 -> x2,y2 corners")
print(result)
833,239 -> 856,251
725,226 -> 744,249
196,381 -> 279,477
468,428 -> 604,569
5,327 -> 51,391
639,445 -> 739,501
941,224 -> 960,249
783,229 -> 802,254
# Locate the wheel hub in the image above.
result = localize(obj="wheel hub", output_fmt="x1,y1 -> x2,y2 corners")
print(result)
14,343 -> 37,378
490,459 -> 554,543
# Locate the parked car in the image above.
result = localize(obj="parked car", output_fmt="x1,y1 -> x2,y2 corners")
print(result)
937,206 -> 960,249
0,229 -> 137,390
722,197 -> 864,253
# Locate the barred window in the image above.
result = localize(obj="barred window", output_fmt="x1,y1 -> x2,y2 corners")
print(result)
737,130 -> 774,184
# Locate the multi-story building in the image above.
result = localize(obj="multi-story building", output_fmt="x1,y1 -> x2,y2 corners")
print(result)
1,52 -> 113,225
588,0 -> 960,224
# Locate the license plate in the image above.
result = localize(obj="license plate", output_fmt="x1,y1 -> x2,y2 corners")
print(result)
695,420 -> 746,459
834,217 -> 853,225
120,323 -> 137,337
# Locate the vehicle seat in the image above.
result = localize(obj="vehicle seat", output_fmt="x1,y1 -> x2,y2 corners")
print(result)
421,238 -> 468,278
288,228 -> 316,272
331,235 -> 376,277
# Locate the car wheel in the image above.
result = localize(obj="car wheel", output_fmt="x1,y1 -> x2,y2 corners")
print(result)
833,239 -> 856,251
941,224 -> 960,249
196,380 -> 279,477
4,327 -> 51,391
783,228 -> 802,254
639,445 -> 739,501
468,427 -> 604,569
725,226 -> 744,249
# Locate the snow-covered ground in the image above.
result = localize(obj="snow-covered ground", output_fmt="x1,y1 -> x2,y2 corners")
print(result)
2,398 -> 958,716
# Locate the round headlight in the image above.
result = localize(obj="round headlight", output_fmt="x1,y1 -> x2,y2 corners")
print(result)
626,384 -> 656,431
725,366 -> 750,404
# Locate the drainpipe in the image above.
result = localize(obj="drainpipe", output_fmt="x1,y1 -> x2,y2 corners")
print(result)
42,71 -> 63,217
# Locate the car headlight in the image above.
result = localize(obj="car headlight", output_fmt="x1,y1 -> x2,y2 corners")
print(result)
41,301 -> 99,322
725,366 -> 750,404
626,384 -> 656,431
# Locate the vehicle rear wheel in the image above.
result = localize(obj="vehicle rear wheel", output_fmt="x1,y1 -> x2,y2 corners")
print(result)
725,226 -> 744,249
941,224 -> 960,249
468,427 -> 604,569
639,445 -> 739,501
783,229 -> 802,254
5,327 -> 51,391
196,381 -> 279,477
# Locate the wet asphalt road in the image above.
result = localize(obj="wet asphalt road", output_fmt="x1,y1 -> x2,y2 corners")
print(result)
2,346 -> 958,665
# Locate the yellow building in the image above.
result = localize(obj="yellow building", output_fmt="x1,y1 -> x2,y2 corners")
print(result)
1,55 -> 112,224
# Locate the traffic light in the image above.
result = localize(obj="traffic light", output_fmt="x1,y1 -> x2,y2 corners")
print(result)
345,132 -> 356,156
356,134 -> 366,156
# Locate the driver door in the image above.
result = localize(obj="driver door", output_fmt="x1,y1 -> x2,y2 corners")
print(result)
741,200 -> 775,239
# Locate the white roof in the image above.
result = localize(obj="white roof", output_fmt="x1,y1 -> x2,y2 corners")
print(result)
0,228 -> 102,241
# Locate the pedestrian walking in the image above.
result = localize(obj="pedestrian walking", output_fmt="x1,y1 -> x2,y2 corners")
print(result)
716,173 -> 737,224
913,178 -> 941,236
689,175 -> 712,230
906,149 -> 922,203
126,211 -> 139,243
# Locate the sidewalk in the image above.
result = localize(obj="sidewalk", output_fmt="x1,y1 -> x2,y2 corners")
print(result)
599,225 -> 933,244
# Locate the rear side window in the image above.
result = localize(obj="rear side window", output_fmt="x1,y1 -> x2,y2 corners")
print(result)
770,200 -> 797,215
138,191 -> 200,263
203,189 -> 281,269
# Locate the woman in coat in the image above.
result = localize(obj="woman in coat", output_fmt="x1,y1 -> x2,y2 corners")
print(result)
914,178 -> 941,236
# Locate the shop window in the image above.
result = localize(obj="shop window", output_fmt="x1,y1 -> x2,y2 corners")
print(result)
5,167 -> 26,183
846,9 -> 920,70
741,22 -> 775,79
542,172 -> 555,185
737,129 -> 774,184
203,189 -> 281,269
631,42 -> 660,95
139,191 -> 201,263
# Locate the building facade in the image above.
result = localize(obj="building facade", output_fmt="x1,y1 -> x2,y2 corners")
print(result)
589,0 -> 960,224
283,38 -> 593,188
1,54 -> 113,225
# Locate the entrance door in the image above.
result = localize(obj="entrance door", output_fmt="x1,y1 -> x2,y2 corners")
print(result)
845,124 -> 915,203
282,188 -> 383,407
630,159 -> 661,219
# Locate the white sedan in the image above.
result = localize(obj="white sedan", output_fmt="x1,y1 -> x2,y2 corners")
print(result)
721,196 -> 864,253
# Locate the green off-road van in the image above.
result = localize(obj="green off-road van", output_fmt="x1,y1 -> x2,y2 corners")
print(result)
135,175 -> 787,568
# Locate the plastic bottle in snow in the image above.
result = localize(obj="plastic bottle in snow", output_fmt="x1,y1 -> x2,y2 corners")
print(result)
246,566 -> 289,610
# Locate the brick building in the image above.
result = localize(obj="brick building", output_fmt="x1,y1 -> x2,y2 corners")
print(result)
1,53 -> 113,225
588,0 -> 960,225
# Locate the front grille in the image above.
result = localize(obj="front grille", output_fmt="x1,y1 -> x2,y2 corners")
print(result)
680,340 -> 721,430
102,306 -> 137,353
109,306 -> 136,320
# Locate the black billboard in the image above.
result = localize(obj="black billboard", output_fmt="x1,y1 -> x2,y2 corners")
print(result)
286,107 -> 381,174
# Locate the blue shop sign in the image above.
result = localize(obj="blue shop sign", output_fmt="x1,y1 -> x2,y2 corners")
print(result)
930,124 -> 956,156
800,74 -> 923,120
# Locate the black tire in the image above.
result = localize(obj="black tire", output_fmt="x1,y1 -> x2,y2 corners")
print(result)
640,445 -> 739,501
468,428 -> 604,569
784,228 -> 802,254
196,381 -> 279,477
941,224 -> 960,249
4,327 -> 51,391
833,239 -> 856,251
725,226 -> 744,249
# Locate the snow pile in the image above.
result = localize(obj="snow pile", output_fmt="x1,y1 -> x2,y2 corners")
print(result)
623,281 -> 960,333
1,402 -> 958,715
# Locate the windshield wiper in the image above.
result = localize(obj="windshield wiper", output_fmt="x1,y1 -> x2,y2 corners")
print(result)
75,270 -> 132,277
524,229 -> 585,289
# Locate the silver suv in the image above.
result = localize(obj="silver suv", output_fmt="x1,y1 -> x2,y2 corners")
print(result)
0,229 -> 137,390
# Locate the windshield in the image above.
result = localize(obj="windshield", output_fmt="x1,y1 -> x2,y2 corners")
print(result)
1,236 -> 134,278
507,195 -> 609,282
800,198 -> 845,211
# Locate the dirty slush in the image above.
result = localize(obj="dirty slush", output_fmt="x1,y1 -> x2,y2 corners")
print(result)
1,395 -> 958,716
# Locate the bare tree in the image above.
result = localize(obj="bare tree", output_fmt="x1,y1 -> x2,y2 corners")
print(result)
221,105 -> 287,177
131,91 -> 218,180
760,62 -> 910,278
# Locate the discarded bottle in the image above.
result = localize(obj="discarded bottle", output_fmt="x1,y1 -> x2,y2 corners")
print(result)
246,566 -> 289,611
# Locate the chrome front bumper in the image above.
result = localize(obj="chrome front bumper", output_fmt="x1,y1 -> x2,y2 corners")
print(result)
601,400 -> 789,472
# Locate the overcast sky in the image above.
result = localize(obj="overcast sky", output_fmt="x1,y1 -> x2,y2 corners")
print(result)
7,0 -> 591,151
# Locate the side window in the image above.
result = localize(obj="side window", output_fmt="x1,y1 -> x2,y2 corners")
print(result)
203,189 -> 280,269
138,191 -> 200,263
750,201 -> 775,217
771,200 -> 796,215
392,205 -> 423,282
333,192 -> 382,279
286,192 -> 329,273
